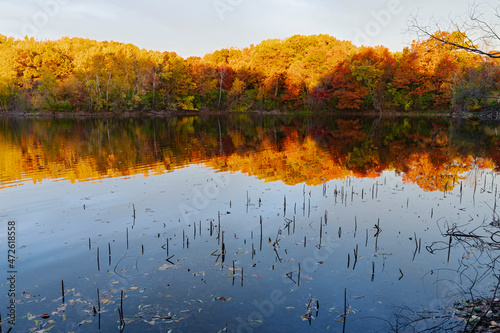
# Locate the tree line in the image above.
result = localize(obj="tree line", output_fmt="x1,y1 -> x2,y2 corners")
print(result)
0,33 -> 498,114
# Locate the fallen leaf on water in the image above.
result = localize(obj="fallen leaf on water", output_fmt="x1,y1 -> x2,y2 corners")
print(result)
317,261 -> 324,264
130,286 -> 139,290
40,313 -> 50,319
286,307 -> 295,309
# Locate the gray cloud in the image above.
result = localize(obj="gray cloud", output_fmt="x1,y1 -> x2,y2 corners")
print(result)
0,0 -> 485,57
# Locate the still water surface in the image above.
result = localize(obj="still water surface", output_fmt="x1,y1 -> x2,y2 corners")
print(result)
1,115 -> 500,332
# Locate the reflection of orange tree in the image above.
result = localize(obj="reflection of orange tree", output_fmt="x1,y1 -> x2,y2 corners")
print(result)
0,118 -> 498,191
0,119 -> 217,188
403,152 -> 469,192
208,131 -> 353,186
389,124 -> 496,191
0,135 -> 180,188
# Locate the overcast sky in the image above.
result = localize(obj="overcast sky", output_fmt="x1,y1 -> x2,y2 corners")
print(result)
0,0 -> 483,58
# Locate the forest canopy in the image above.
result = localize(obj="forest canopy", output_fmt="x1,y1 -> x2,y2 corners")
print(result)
0,33 -> 498,114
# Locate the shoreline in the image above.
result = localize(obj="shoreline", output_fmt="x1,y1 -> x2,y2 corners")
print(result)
0,109 -> 467,119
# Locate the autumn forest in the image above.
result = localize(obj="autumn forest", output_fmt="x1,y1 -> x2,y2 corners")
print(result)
0,32 -> 499,114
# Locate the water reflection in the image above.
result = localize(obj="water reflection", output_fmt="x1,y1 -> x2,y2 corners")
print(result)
2,115 -> 500,332
0,116 -> 498,190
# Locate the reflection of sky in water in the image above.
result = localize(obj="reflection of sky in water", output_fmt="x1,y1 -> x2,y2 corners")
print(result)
1,161 -> 497,332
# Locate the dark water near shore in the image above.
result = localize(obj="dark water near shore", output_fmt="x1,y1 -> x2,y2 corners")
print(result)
1,115 -> 500,332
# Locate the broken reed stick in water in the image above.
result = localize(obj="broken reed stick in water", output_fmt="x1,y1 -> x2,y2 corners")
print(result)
354,216 -> 357,237
298,263 -> 301,286
447,234 -> 452,263
218,212 -> 221,243
61,280 -> 65,304
97,247 -> 100,271
120,290 -> 124,321
460,181 -> 463,204
260,216 -> 263,251
343,288 -> 347,333
319,218 -> 323,246
97,288 -> 100,313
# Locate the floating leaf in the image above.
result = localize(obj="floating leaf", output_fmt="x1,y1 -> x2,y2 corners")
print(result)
130,286 -> 139,290
40,313 -> 50,319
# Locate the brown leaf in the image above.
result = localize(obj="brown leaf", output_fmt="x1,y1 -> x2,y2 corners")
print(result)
41,313 -> 50,319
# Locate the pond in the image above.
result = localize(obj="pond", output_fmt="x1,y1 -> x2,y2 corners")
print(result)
1,114 -> 500,332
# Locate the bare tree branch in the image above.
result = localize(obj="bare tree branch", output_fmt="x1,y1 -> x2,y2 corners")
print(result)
408,2 -> 500,58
